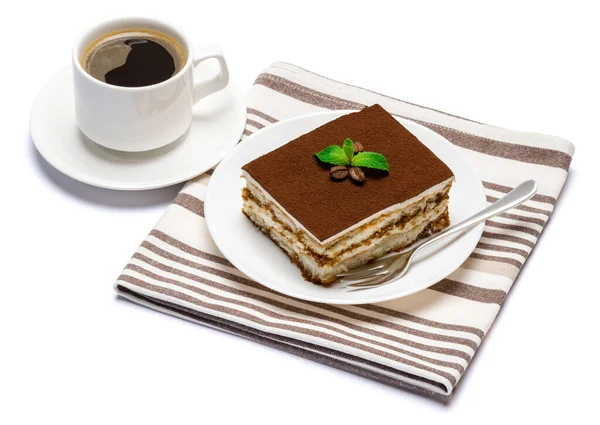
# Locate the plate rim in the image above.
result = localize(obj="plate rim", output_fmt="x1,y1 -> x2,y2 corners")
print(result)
30,67 -> 247,191
206,110 -> 485,305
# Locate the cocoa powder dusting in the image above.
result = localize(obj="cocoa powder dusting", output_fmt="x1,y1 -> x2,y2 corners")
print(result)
242,104 -> 454,241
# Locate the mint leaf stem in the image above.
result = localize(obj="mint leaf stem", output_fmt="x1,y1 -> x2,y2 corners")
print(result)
343,138 -> 355,163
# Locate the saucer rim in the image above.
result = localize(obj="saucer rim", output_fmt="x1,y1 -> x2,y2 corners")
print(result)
30,67 -> 246,191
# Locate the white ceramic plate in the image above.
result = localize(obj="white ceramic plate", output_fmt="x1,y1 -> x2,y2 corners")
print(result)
205,111 -> 485,305
30,68 -> 246,190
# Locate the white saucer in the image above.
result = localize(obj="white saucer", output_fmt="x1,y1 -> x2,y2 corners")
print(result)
205,111 -> 486,305
30,68 -> 246,190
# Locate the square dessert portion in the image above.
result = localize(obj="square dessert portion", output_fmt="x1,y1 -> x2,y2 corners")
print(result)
241,104 -> 455,285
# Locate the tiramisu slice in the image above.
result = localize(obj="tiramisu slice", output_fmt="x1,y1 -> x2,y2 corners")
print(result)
242,104 -> 455,285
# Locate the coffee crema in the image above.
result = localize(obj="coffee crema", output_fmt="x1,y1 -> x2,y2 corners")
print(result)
81,28 -> 187,87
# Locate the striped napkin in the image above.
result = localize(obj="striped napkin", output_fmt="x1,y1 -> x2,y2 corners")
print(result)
115,62 -> 574,400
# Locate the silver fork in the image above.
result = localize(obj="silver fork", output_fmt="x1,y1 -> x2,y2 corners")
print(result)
339,180 -> 538,291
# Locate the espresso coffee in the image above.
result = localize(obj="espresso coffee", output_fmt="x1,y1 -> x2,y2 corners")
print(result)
81,28 -> 187,87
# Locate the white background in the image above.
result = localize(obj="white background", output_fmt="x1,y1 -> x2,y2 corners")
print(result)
2,1 -> 599,423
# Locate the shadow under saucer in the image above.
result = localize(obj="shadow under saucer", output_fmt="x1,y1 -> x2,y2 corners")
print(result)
30,135 -> 184,208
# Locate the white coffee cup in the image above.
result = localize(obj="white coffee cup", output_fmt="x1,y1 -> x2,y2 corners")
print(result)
72,17 -> 229,152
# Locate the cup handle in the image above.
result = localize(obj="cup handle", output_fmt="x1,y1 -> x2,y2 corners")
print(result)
192,45 -> 229,104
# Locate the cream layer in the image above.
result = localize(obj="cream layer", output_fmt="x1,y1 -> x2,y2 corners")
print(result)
243,194 -> 448,267
243,173 -> 452,257
243,198 -> 449,283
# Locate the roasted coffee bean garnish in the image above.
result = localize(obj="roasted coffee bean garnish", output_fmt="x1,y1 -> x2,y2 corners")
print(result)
353,141 -> 364,154
330,165 -> 349,181
349,166 -> 365,183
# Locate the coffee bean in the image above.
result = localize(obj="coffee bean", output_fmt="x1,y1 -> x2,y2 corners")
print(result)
353,142 -> 364,154
349,167 -> 365,183
330,165 -> 348,181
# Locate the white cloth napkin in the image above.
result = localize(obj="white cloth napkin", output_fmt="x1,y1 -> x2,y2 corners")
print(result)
115,62 -> 574,400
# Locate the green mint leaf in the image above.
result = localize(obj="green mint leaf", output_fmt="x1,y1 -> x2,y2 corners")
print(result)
315,145 -> 351,166
343,138 -> 354,163
351,152 -> 390,171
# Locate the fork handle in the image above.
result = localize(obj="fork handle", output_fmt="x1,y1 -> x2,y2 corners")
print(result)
409,180 -> 538,255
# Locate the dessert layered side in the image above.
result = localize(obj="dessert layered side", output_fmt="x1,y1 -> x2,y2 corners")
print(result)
241,104 -> 455,285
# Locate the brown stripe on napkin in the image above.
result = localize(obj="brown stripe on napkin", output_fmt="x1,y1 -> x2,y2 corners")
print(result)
485,221 -> 541,237
480,231 -> 535,248
476,242 -> 529,258
483,181 -> 557,205
149,230 -> 234,268
430,279 -> 507,305
355,304 -> 485,339
486,196 -> 551,216
173,193 -> 204,216
246,119 -> 265,129
247,108 -> 278,123
469,252 -> 523,269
